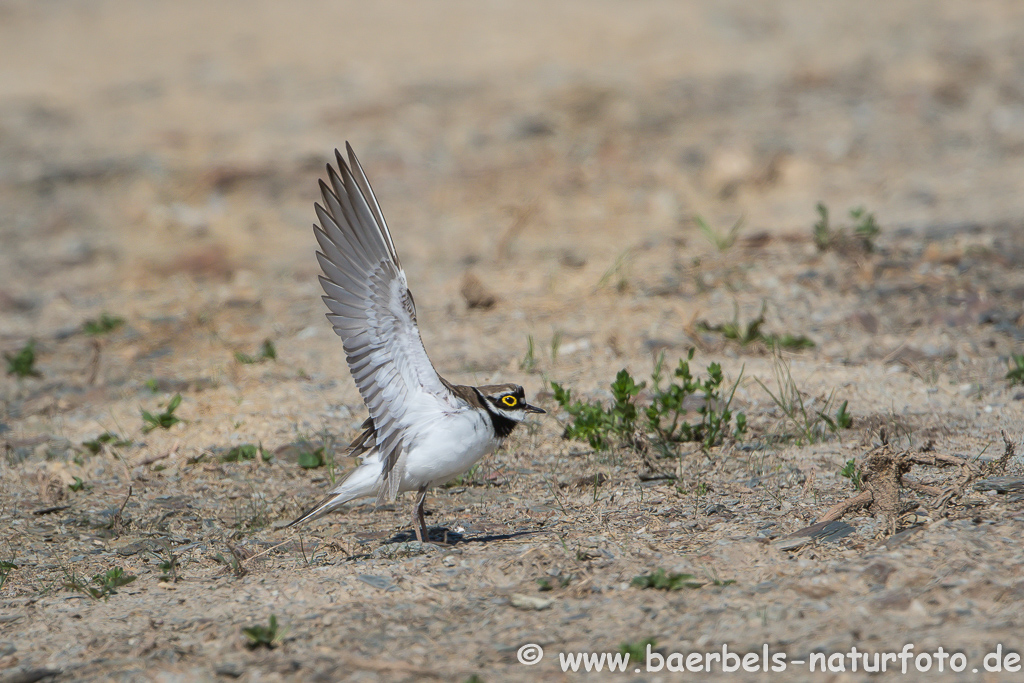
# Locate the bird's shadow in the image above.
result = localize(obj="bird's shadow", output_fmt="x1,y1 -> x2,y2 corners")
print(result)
386,526 -> 542,546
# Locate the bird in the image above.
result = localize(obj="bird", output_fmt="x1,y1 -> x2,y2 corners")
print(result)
289,143 -> 545,542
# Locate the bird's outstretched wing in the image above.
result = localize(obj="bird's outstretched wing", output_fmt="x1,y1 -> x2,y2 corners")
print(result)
313,143 -> 460,502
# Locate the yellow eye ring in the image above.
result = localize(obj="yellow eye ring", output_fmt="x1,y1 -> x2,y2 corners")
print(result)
501,395 -> 518,407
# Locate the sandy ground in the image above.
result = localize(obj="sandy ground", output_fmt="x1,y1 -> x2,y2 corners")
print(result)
2,1 -> 1024,681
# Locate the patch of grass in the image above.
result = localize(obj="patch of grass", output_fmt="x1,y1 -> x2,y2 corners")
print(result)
698,304 -> 814,350
519,335 -> 536,373
619,638 -> 657,661
0,561 -> 17,590
755,355 -> 849,445
646,349 -> 747,451
550,331 -> 562,362
536,573 -> 573,592
82,431 -> 132,454
82,313 -> 125,336
1006,353 -> 1024,386
445,462 -> 481,488
695,213 -> 743,251
832,400 -> 853,430
708,575 -> 737,587
243,614 -> 286,649
141,394 -> 183,433
144,378 -> 160,393
596,249 -> 632,293
68,476 -> 90,492
850,206 -> 881,249
297,446 -> 325,469
213,549 -> 247,577
553,350 -> 746,454
232,490 -> 271,534
839,458 -> 863,490
552,369 -> 643,451
154,546 -> 180,582
5,340 -> 41,378
235,339 -> 277,364
631,568 -> 703,591
812,202 -> 832,251
65,566 -> 137,601
221,443 -> 266,463
631,567 -> 735,591
813,202 -> 882,253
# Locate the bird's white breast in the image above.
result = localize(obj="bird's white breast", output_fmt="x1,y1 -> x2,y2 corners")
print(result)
400,407 -> 499,490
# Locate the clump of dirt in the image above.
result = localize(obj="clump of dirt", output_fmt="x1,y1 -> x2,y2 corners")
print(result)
821,431 -> 1019,534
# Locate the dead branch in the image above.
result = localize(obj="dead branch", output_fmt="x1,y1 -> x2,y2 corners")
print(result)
137,441 -> 180,466
818,490 -> 872,522
902,478 -> 943,497
988,430 -> 1016,474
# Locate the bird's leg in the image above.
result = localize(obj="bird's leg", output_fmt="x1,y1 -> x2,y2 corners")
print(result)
413,484 -> 429,543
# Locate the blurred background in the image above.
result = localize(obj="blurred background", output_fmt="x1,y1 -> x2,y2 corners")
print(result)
1,0 -> 1023,407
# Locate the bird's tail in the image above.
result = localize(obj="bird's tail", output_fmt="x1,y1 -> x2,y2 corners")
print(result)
287,457 -> 382,527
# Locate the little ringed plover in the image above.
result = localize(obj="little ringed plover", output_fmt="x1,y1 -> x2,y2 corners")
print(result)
290,144 -> 544,541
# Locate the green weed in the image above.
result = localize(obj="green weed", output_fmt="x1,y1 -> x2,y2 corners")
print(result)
596,249 -> 633,293
232,490 -> 271,534
519,335 -> 536,373
832,400 -> 853,430
156,547 -> 180,582
65,566 -> 137,601
141,394 -> 183,433
619,638 -> 658,661
235,339 -> 277,364
82,313 -> 125,336
82,431 -> 132,455
850,207 -> 881,249
551,369 -> 643,451
221,443 -> 265,463
695,214 -> 743,251
812,202 -> 832,251
297,446 -> 325,469
5,340 -> 41,378
631,568 -> 703,591
646,349 -> 746,451
698,304 -> 814,350
243,614 -> 287,649
213,549 -> 247,578
631,567 -> 734,590
550,331 -> 563,362
0,561 -> 17,590
839,458 -> 863,490
536,574 -> 573,591
445,462 -> 481,487
755,356 -> 850,444
553,350 -> 746,453
814,202 -> 881,253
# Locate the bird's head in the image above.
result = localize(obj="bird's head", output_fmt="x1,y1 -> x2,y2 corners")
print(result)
479,384 -> 545,422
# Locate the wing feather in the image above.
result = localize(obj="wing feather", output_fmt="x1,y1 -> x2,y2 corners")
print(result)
313,143 -> 462,502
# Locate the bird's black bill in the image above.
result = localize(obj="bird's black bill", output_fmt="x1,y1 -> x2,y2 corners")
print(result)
524,403 -> 546,414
